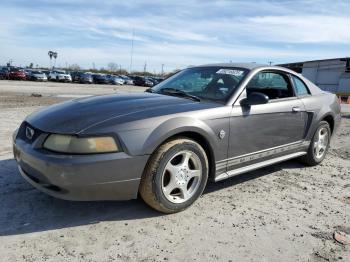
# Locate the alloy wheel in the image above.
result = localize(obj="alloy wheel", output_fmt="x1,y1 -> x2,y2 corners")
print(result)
161,150 -> 202,204
313,127 -> 329,159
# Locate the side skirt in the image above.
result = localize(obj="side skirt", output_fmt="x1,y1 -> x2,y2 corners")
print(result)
215,151 -> 306,182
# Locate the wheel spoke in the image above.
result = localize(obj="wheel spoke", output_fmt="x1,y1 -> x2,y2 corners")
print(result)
181,152 -> 192,168
188,169 -> 201,179
163,178 -> 177,193
319,130 -> 326,139
314,142 -> 319,153
165,162 -> 179,176
179,185 -> 190,200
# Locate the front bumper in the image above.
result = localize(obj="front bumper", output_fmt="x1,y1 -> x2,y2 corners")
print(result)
13,138 -> 149,201
58,76 -> 72,82
34,77 -> 47,81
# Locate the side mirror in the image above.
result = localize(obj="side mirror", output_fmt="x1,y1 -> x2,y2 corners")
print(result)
240,92 -> 269,106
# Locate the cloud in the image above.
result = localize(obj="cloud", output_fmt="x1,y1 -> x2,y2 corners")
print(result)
0,0 -> 349,71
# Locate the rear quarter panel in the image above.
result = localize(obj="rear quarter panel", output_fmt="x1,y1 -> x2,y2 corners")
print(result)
300,92 -> 341,140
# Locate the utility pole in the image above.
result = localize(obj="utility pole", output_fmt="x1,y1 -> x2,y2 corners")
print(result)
143,61 -> 147,75
268,61 -> 273,66
161,64 -> 164,75
129,29 -> 135,73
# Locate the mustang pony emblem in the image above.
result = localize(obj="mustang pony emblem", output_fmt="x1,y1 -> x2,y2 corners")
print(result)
25,126 -> 34,140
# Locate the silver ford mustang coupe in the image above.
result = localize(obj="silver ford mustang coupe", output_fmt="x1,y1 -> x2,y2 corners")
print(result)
13,63 -> 341,213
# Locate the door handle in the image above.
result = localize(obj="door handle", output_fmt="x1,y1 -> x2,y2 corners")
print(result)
292,107 -> 301,112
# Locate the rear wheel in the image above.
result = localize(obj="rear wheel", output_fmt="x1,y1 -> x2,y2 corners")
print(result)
139,138 -> 208,213
301,121 -> 331,166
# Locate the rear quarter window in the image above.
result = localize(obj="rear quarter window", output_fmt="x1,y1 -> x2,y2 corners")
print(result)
292,75 -> 310,96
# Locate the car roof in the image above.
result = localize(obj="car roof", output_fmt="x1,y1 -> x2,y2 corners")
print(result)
194,63 -> 268,70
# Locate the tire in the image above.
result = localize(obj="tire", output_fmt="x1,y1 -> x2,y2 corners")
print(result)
300,121 -> 331,166
139,138 -> 209,213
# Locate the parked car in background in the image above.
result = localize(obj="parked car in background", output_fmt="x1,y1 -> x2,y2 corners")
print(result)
92,74 -> 109,84
0,68 -> 10,79
71,71 -> 85,82
106,75 -> 124,85
27,70 -> 48,81
133,76 -> 154,87
9,68 -> 26,80
42,70 -> 50,78
147,77 -> 159,86
154,76 -> 165,83
79,73 -> 93,84
49,70 -> 72,82
121,75 -> 134,85
24,69 -> 32,79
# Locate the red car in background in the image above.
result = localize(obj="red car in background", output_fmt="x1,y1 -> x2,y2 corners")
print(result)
9,69 -> 26,80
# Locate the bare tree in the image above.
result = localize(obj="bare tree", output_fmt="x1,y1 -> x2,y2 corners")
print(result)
69,64 -> 81,70
107,62 -> 118,72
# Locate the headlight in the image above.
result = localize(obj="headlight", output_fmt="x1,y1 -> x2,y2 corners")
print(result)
43,134 -> 119,154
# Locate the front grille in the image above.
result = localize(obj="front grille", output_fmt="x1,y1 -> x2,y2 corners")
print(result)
17,122 -> 43,144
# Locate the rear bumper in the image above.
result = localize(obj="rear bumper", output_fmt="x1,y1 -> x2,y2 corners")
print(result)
13,138 -> 149,201
80,79 -> 93,83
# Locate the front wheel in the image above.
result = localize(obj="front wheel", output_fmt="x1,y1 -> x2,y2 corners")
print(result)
300,121 -> 331,166
139,138 -> 209,213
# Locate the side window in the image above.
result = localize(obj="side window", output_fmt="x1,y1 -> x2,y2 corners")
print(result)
291,75 -> 310,96
246,71 -> 294,100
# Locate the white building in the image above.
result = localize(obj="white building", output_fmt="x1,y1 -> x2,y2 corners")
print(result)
279,57 -> 350,96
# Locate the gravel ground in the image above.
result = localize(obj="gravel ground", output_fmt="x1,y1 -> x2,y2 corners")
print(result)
0,80 -> 349,262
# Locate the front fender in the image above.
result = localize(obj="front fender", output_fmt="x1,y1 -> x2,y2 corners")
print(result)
142,116 -> 219,155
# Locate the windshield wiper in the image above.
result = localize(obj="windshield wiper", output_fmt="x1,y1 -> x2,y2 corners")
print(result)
159,88 -> 201,102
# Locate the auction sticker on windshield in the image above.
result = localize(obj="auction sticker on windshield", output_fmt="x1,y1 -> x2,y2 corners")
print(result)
216,69 -> 244,76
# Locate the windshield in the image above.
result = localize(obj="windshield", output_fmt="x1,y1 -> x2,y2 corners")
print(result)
152,67 -> 248,102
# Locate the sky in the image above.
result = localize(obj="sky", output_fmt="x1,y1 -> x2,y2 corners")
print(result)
0,0 -> 349,72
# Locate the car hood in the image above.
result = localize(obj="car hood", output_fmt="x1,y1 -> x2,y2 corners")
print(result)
26,93 -> 218,134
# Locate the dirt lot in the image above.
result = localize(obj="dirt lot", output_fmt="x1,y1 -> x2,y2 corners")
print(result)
0,80 -> 349,262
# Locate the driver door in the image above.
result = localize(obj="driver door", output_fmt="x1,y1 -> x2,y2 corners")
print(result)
227,70 -> 308,170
